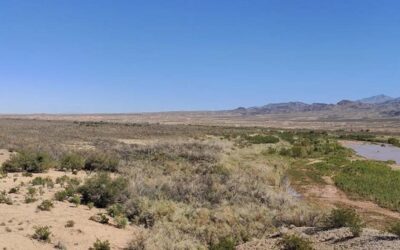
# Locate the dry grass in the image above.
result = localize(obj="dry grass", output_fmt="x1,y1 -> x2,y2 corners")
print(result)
0,119 -> 320,249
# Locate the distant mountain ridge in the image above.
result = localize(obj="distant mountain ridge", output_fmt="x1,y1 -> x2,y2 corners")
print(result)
233,95 -> 400,118
357,95 -> 394,104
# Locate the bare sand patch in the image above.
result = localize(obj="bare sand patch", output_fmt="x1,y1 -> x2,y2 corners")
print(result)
0,149 -> 12,165
0,170 -> 140,250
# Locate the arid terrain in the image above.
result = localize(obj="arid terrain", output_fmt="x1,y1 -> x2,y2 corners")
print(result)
1,117 -> 400,249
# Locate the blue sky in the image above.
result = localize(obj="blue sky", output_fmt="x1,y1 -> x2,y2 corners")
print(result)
1,1 -> 399,113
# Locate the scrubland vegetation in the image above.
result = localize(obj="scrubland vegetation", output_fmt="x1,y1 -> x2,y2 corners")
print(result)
0,119 -> 400,249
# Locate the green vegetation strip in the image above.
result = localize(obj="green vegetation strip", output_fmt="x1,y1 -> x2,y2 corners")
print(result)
334,160 -> 400,212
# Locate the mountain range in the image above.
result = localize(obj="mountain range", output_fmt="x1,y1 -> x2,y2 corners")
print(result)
233,95 -> 400,118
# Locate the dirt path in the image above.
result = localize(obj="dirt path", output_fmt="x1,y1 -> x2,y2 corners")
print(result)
305,176 -> 400,220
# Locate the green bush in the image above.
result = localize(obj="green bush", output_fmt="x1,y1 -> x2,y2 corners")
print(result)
323,208 -> 363,237
54,190 -> 68,201
25,187 -> 38,203
210,237 -> 235,250
32,226 -> 51,242
2,151 -> 55,173
277,234 -> 314,250
244,135 -> 280,144
0,191 -> 13,205
37,200 -> 54,211
59,152 -> 85,171
79,172 -> 127,208
69,194 -> 81,207
387,221 -> 400,237
89,239 -> 111,250
31,176 -> 54,188
84,152 -> 119,172
115,215 -> 128,229
388,138 -> 400,147
107,203 -> 125,217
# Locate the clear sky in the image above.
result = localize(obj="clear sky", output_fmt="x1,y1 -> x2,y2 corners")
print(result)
1,1 -> 399,113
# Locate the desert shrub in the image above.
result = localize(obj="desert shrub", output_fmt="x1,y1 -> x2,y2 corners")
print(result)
2,151 -> 55,173
90,213 -> 110,224
32,226 -> 51,242
291,146 -> 308,158
209,237 -> 235,250
25,187 -> 38,203
277,234 -> 314,250
55,175 -> 69,186
388,137 -> 400,147
69,194 -> 81,207
54,190 -> 68,201
107,203 -> 125,217
126,231 -> 147,250
8,186 -> 19,194
323,208 -> 363,237
89,239 -> 111,250
31,176 -> 54,188
59,152 -> 85,171
79,172 -> 127,208
65,220 -> 75,228
84,152 -> 119,172
37,200 -> 54,211
115,215 -> 128,229
388,221 -> 400,237
88,202 -> 95,210
0,191 -> 13,205
244,134 -> 280,144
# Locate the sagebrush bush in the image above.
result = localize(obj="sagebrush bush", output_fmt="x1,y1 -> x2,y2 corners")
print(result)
37,200 -> 54,211
79,172 -> 127,208
69,194 -> 81,207
115,215 -> 128,229
31,176 -> 54,188
0,191 -> 13,205
54,190 -> 68,201
25,187 -> 38,203
84,152 -> 119,172
89,239 -> 111,250
277,234 -> 314,250
59,152 -> 84,171
107,203 -> 125,217
32,226 -> 51,242
2,151 -> 55,173
323,208 -> 363,237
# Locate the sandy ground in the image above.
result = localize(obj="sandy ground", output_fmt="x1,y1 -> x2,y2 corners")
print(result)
0,152 -> 140,250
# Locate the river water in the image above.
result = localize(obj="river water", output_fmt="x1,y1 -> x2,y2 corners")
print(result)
343,141 -> 400,164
